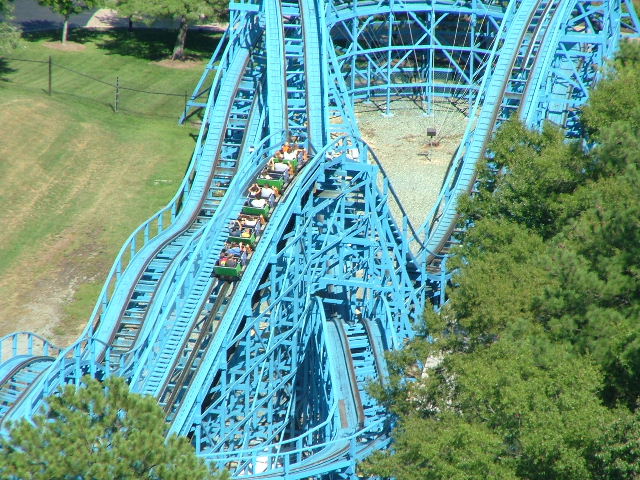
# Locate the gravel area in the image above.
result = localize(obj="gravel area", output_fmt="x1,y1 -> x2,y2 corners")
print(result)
355,97 -> 468,231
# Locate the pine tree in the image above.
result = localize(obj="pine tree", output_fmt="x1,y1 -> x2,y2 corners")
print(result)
0,376 -> 226,480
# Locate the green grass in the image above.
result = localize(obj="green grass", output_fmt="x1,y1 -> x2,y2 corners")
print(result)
2,28 -> 221,117
0,30 -> 211,344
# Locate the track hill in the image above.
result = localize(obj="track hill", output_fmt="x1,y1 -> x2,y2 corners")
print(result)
0,31 -> 212,345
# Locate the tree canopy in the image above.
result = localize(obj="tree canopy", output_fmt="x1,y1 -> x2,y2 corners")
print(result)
0,376 -> 226,480
110,0 -> 228,60
363,40 -> 640,479
0,0 -> 20,51
37,0 -> 97,43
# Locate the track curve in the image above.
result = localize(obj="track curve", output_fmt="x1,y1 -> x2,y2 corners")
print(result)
0,0 -> 636,478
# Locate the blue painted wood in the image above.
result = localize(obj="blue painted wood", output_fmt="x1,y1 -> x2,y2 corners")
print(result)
0,1 -> 633,478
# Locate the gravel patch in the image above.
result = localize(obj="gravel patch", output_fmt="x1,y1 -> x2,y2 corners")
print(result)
43,41 -> 87,52
356,97 -> 468,232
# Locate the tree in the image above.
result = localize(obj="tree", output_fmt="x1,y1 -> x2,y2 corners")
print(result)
457,119 -> 591,240
111,0 -> 228,60
581,41 -> 640,137
37,0 -> 97,44
0,0 -> 20,51
534,165 -> 640,407
362,335 -> 613,480
437,218 -> 549,345
0,376 -> 226,480
590,408 -> 640,479
364,42 -> 640,479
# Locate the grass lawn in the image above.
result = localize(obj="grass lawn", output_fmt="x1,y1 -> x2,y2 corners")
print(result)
2,27 -> 221,117
0,29 -> 216,345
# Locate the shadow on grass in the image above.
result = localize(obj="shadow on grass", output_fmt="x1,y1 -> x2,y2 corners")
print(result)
24,28 -> 222,61
0,58 -> 17,82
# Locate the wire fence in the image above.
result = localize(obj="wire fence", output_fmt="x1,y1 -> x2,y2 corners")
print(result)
0,55 -> 193,119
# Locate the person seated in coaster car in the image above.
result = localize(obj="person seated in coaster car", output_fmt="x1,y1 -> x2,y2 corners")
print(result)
226,242 -> 242,256
218,249 -> 230,266
249,197 -> 267,209
268,158 -> 293,179
229,220 -> 242,238
260,185 -> 279,207
283,145 -> 298,163
240,244 -> 253,266
240,214 -> 265,235
248,183 -> 262,198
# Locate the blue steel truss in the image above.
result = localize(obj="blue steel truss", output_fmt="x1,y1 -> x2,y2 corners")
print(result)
1,0 -> 636,478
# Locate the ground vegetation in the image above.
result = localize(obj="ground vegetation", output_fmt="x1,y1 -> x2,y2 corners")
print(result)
106,0 -> 228,60
362,40 -> 640,480
0,30 -> 211,344
0,376 -> 227,480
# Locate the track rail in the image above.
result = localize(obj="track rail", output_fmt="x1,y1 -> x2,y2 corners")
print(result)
102,41 -> 264,367
160,282 -> 234,419
422,0 -> 563,264
0,1 -> 631,478
0,356 -> 54,420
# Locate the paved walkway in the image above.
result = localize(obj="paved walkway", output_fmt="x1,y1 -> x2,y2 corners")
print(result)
12,0 -> 95,32
12,0 -> 225,33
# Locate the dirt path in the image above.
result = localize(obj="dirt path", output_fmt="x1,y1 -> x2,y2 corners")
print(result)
356,98 -> 466,230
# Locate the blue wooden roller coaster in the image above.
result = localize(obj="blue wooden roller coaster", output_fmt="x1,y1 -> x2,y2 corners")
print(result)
0,0 -> 638,477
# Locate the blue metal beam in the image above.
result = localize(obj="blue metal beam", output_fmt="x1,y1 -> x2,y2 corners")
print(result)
0,0 -> 635,478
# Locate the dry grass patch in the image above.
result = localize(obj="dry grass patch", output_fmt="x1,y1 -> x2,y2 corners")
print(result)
0,92 -> 194,345
153,58 -> 203,69
43,41 -> 87,52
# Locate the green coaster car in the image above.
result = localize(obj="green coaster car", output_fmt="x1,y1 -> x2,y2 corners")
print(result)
213,261 -> 243,280
228,232 -> 257,246
256,177 -> 285,190
242,200 -> 271,217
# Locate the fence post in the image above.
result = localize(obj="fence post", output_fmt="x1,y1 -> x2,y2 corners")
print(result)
114,76 -> 119,112
48,56 -> 52,96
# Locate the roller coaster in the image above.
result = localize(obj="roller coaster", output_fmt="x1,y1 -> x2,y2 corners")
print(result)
0,0 -> 638,477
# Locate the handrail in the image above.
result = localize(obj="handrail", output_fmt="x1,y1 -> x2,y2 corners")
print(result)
0,332 -> 62,364
119,131 -> 287,386
200,297 -> 383,478
168,134 -> 359,436
0,356 -> 55,420
415,0 -> 533,259
81,23 -> 258,341
327,314 -> 366,427
520,0 -> 582,127
361,318 -> 389,386
417,0 -> 519,235
0,335 -> 114,427
202,418 -> 387,478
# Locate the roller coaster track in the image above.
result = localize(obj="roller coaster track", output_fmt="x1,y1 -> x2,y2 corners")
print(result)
0,0 -> 635,477
0,357 -> 54,418
99,41 -> 265,368
420,0 -> 569,265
